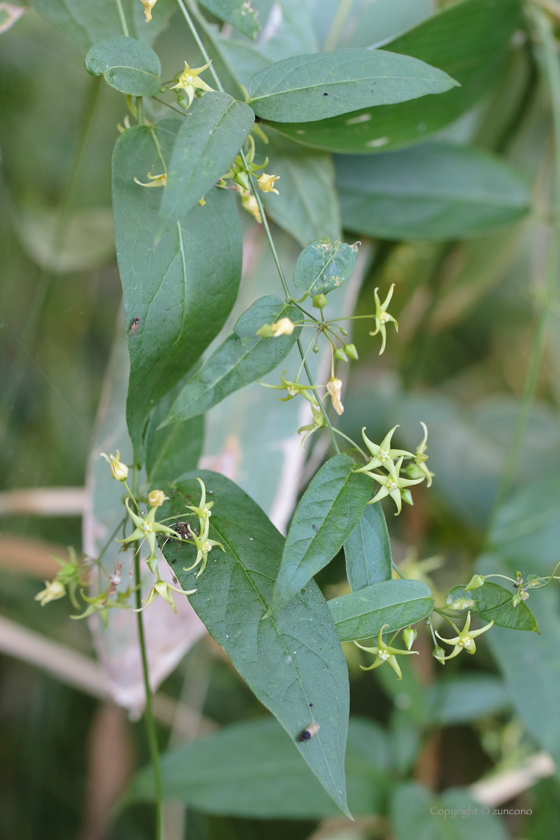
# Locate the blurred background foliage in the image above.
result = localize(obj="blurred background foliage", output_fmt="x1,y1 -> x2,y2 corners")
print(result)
2,0 -> 560,838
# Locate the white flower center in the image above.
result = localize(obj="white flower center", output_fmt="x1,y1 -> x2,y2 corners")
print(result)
379,449 -> 389,460
141,522 -> 153,535
186,75 -> 193,83
379,312 -> 390,324
202,540 -> 212,554
287,386 -> 298,396
378,649 -> 390,661
459,635 -> 471,647
387,479 -> 398,491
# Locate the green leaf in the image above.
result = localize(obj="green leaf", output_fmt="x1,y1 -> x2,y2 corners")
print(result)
257,130 -> 341,247
158,472 -> 351,817
247,48 -> 458,123
486,586 -> 560,767
336,143 -> 530,241
145,389 -> 203,484
267,0 -> 521,152
446,582 -> 540,633
391,782 -> 509,840
199,0 -> 260,39
425,674 -> 509,726
330,579 -> 433,642
158,93 -> 254,230
271,455 -> 373,613
30,0 -> 177,53
112,120 -> 242,458
161,296 -> 302,425
129,716 -> 389,818
293,238 -> 359,297
85,36 -> 161,97
344,502 -> 392,590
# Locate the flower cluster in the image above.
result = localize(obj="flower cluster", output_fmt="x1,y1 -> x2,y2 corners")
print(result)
354,423 -> 433,514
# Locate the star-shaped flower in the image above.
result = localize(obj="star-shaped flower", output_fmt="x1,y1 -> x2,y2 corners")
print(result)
171,60 -> 214,107
118,498 -> 180,573
184,478 -> 214,524
355,425 -> 413,476
70,587 -> 133,627
369,284 -> 398,355
259,371 -> 321,405
183,531 -> 225,578
367,456 -> 424,515
435,611 -> 494,661
354,624 -> 418,680
135,574 -> 196,614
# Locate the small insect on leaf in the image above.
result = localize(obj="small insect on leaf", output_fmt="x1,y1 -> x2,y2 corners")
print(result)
297,722 -> 320,742
129,317 -> 140,334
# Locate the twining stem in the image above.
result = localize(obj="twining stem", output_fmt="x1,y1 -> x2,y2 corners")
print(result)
131,471 -> 163,840
323,0 -> 354,51
488,8 -> 560,521
0,77 -> 101,445
114,0 -> 130,37
174,0 -> 343,454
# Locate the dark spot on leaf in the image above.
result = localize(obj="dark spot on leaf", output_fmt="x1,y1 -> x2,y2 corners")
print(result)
309,703 -> 313,707
129,317 -> 140,335
312,525 -> 318,533
323,92 -> 328,97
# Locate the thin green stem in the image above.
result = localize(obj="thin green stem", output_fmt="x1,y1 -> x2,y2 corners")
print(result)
114,0 -> 130,36
131,467 -> 163,840
176,0 -> 225,91
175,0 -> 343,452
332,427 -> 368,461
134,554 -> 163,839
488,9 -> 560,523
0,78 -> 102,439
137,97 -> 145,126
323,0 -> 354,51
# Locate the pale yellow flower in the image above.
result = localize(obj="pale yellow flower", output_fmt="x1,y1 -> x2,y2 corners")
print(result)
271,318 -> 294,336
257,173 -> 280,194
100,450 -> 128,482
134,172 -> 167,188
148,490 -> 168,508
35,579 -> 66,606
326,378 -> 344,415
142,0 -> 157,22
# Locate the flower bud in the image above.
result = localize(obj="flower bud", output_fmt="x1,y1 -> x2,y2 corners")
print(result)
256,323 -> 275,337
446,598 -> 475,611
433,645 -> 446,665
340,327 -> 348,336
344,343 -> 359,360
465,574 -> 486,591
313,344 -> 319,353
334,348 -> 348,362
402,626 -> 417,650
312,294 -> 327,310
100,450 -> 128,482
148,490 -> 168,508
